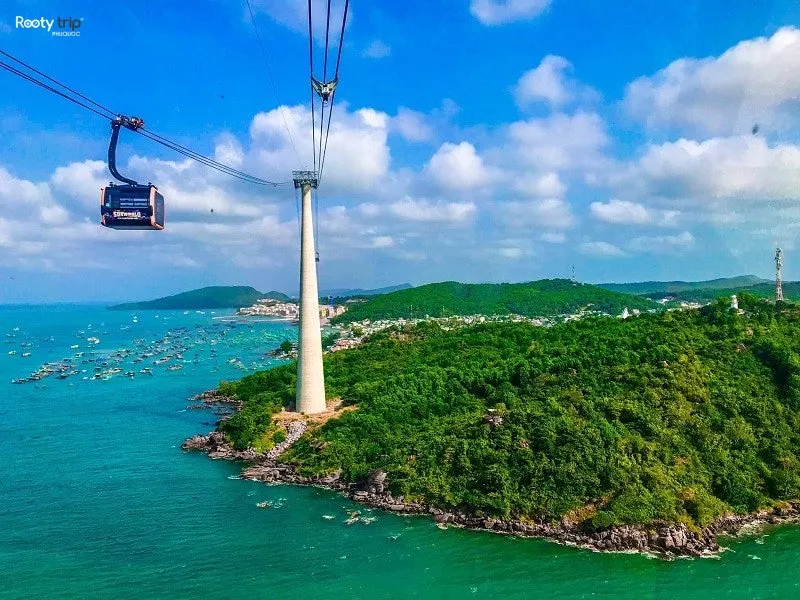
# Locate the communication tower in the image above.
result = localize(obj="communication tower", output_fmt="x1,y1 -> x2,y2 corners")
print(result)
776,248 -> 784,302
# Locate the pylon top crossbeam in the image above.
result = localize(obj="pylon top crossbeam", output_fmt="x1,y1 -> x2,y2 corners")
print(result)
292,171 -> 319,189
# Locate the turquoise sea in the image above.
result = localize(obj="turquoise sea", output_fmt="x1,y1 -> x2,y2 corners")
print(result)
2,305 -> 800,599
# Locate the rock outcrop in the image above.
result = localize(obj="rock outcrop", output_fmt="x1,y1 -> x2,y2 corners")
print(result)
266,421 -> 307,460
181,431 -> 260,460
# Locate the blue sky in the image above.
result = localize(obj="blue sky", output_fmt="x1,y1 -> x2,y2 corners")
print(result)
2,0 -> 800,302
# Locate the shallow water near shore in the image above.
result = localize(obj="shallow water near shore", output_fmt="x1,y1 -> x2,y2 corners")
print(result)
2,305 -> 800,599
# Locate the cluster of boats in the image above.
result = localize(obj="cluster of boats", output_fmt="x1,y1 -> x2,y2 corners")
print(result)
6,318 -> 275,386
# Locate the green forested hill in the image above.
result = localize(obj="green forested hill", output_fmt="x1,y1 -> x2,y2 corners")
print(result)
321,284 -> 413,299
109,286 -> 289,310
331,280 -> 655,323
220,294 -> 800,530
663,282 -> 800,303
599,275 -> 768,296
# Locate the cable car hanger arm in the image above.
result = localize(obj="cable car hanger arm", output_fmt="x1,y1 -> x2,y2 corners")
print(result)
107,115 -> 145,186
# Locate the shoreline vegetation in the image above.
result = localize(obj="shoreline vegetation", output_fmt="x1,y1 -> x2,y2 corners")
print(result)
183,293 -> 800,559
183,426 -> 800,558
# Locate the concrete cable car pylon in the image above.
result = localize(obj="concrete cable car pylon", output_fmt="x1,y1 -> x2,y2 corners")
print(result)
294,0 -> 350,414
294,170 -> 326,414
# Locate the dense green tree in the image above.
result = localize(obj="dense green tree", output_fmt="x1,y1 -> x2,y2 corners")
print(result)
220,298 -> 800,530
331,280 -> 655,324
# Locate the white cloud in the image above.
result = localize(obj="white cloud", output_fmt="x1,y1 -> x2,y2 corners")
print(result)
540,232 -> 566,243
499,247 -> 524,258
470,0 -> 551,25
250,103 -> 391,193
165,185 -> 264,219
514,55 -> 597,109
590,199 -> 650,225
214,134 -> 245,169
622,136 -> 800,202
627,231 -> 695,254
425,141 -> 490,190
388,198 -> 476,224
372,235 -> 394,248
363,40 -> 391,59
578,241 -> 626,257
500,198 -> 575,230
506,111 -> 608,171
624,27 -> 800,136
512,172 -> 565,198
392,107 -> 433,143
0,218 -> 13,247
162,254 -> 202,268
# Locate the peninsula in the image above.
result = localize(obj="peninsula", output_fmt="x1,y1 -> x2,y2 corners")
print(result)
109,286 -> 290,311
185,291 -> 800,558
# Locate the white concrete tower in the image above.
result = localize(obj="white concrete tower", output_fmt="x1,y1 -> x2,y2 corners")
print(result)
293,171 -> 326,414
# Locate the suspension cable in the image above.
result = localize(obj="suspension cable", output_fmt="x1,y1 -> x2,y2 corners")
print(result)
0,51 -> 287,186
0,50 -> 116,119
318,0 -> 332,174
317,0 -> 350,181
0,61 -> 113,121
333,0 -> 350,79
315,190 -> 321,273
244,0 -> 302,169
135,127 -> 283,185
308,0 -> 317,172
136,130 -> 283,186
318,94 -> 335,181
322,0 -> 332,82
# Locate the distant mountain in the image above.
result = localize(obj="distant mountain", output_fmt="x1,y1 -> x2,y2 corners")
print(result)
664,281 -> 799,303
598,275 -> 769,296
108,286 -> 290,311
331,279 -> 655,324
321,283 -> 413,298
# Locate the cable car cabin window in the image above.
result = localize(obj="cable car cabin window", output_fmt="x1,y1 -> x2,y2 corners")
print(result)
100,184 -> 165,230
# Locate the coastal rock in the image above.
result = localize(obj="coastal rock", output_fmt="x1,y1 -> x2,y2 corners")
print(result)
266,421 -> 307,460
366,469 -> 387,494
318,469 -> 342,485
182,434 -> 212,451
181,430 -> 262,461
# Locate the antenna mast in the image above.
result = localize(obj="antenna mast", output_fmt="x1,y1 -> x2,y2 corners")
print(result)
776,247 -> 784,302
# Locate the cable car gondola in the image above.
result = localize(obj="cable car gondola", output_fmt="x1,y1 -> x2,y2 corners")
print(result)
100,116 -> 165,230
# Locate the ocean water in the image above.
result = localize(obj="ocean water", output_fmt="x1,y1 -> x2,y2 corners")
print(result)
2,305 -> 800,599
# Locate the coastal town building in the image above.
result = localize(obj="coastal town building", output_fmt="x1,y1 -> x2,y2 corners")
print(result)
237,299 -> 348,321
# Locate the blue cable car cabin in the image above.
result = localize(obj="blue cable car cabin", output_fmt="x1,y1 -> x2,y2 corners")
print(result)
100,183 -> 165,230
99,115 -> 165,230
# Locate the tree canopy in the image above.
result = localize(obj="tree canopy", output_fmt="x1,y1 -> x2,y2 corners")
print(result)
221,294 -> 800,530
331,279 -> 655,324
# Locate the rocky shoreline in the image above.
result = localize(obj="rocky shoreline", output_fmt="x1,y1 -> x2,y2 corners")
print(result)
182,392 -> 800,559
